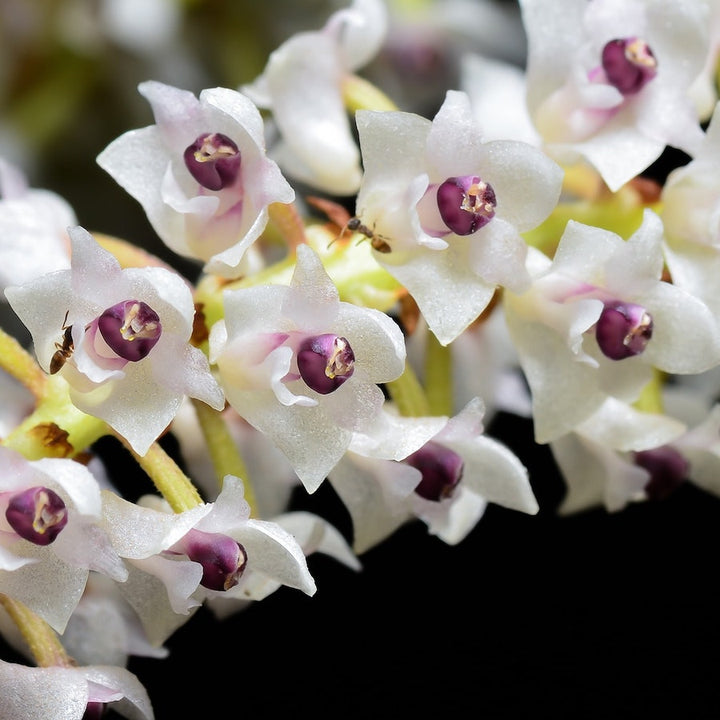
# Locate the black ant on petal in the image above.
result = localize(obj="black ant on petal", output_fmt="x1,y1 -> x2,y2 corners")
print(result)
49,310 -> 74,374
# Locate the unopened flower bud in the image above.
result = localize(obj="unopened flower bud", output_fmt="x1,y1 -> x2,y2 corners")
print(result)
297,334 -> 355,394
601,37 -> 657,95
5,486 -> 68,546
97,300 -> 162,362
403,441 -> 464,501
634,446 -> 689,501
183,132 -> 242,191
172,529 -> 248,591
595,301 -> 653,360
436,175 -> 496,235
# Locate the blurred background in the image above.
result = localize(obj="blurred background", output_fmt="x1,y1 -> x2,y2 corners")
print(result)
2,1 -> 720,717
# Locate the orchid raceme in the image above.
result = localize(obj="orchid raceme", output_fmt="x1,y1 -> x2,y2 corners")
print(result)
3,1 -> 720,717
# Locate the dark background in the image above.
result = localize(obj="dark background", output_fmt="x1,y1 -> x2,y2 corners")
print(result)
2,1 -> 720,718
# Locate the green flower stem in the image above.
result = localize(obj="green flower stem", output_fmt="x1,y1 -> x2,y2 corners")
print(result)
633,368 -> 665,415
342,73 -> 398,112
191,400 -> 258,516
194,224 -> 403,333
2,376 -> 109,460
0,327 -> 47,399
267,201 -> 308,249
424,331 -> 453,416
0,594 -> 73,668
386,361 -> 431,418
523,186 -> 658,258
118,435 -> 203,513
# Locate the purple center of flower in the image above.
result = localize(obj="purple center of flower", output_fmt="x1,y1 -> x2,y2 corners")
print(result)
5,486 -> 68,546
595,301 -> 653,360
173,529 -> 248,592
403,440 -> 464,502
183,132 -> 242,191
633,446 -> 689,501
97,300 -> 162,362
601,37 -> 657,95
297,334 -> 355,394
436,175 -> 497,235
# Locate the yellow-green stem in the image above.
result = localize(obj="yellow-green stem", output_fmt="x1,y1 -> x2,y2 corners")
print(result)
424,331 -> 453,416
633,368 -> 665,415
342,74 -> 398,112
191,400 -> 258,516
2,376 -> 109,460
120,436 -> 203,513
0,327 -> 47,399
268,201 -> 307,250
0,594 -> 73,668
386,361 -> 430,417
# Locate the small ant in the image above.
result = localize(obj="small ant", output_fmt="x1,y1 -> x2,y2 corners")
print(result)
305,196 -> 392,254
49,310 -> 74,374
343,217 -> 392,254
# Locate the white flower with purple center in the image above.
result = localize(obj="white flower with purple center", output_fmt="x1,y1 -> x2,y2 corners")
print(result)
0,447 -> 126,634
520,0 -> 710,191
354,89 -> 563,345
329,397 -> 538,552
208,243 -> 407,493
504,209 -> 720,446
4,225 -> 225,455
0,158 -> 74,292
96,80 -> 295,278
99,475 -> 316,646
242,0 -> 388,195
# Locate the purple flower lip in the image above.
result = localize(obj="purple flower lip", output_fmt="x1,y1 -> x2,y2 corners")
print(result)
436,175 -> 496,235
595,301 -> 653,360
5,486 -> 68,546
183,132 -> 242,191
403,441 -> 464,502
297,334 -> 355,394
601,37 -> 657,95
97,300 -> 162,362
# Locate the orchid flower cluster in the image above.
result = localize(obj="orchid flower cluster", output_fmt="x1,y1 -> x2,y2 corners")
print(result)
1,0 -> 720,716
